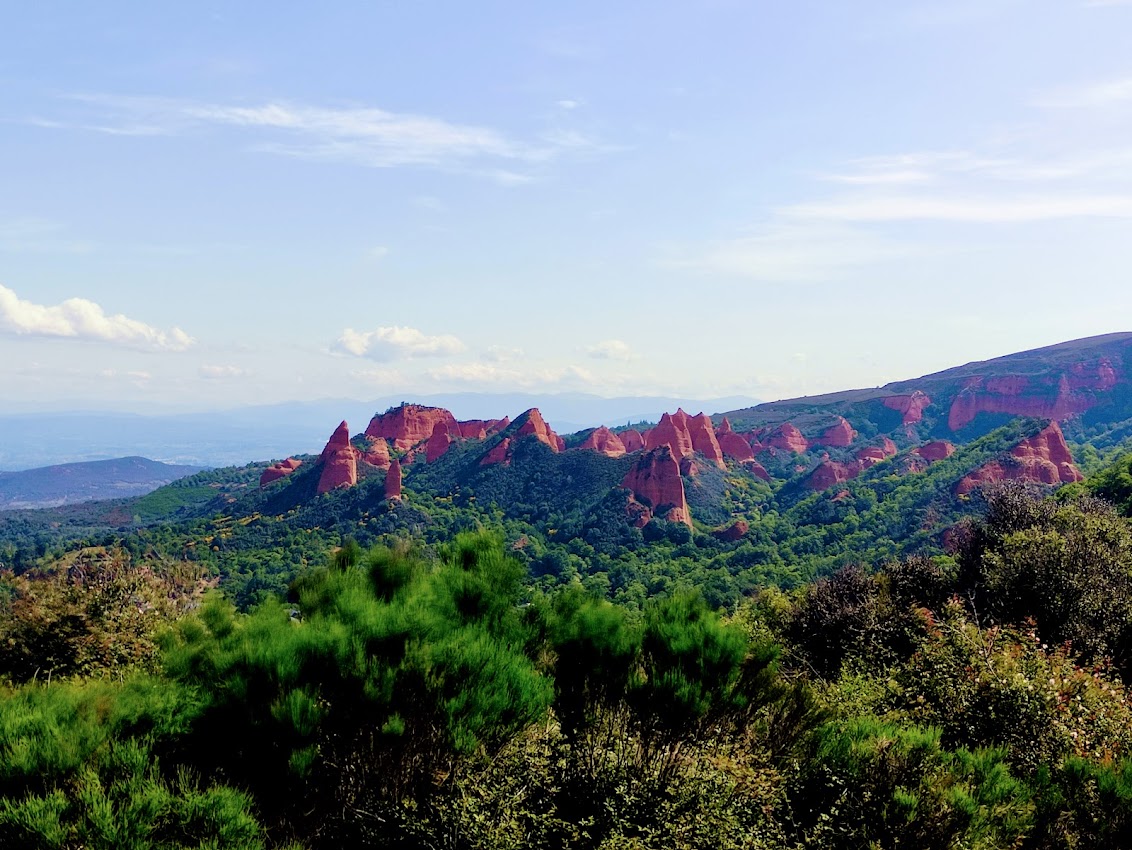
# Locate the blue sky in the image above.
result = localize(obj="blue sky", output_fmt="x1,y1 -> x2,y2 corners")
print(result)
2,1 -> 1132,414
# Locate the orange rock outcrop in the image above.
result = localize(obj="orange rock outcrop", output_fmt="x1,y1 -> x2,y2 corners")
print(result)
577,426 -> 627,457
716,418 -> 756,462
621,446 -> 691,527
317,421 -> 358,494
384,459 -> 402,501
260,458 -> 302,488
956,422 -> 1084,495
819,417 -> 857,448
366,404 -> 459,451
883,391 -> 931,424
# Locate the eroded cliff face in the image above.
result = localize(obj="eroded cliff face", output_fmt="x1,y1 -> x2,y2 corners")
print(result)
956,422 -> 1084,495
883,391 -> 931,425
577,426 -> 627,458
763,423 -> 809,454
947,358 -> 1121,431
317,421 -> 358,494
818,417 -> 858,448
365,404 -> 459,451
426,422 -> 453,463
645,410 -> 695,461
514,408 -> 561,452
621,446 -> 691,527
716,418 -> 756,462
260,458 -> 301,488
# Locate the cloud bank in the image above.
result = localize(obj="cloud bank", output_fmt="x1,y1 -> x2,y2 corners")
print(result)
0,284 -> 194,351
335,325 -> 466,360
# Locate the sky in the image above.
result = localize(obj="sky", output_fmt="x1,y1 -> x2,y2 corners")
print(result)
2,1 -> 1132,415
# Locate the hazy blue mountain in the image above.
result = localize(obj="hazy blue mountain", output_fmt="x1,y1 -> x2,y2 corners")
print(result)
0,457 -> 203,510
0,393 -> 759,470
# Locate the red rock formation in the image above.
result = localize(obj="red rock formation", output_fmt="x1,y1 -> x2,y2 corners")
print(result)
514,408 -> 561,452
621,446 -> 691,527
712,520 -> 749,541
645,410 -> 695,460
619,429 -> 645,452
883,391 -> 931,425
856,437 -> 898,468
764,423 -> 809,454
716,418 -> 756,462
480,438 -> 512,467
384,459 -> 402,501
426,422 -> 453,463
818,417 -> 857,448
946,361 -> 1120,431
807,459 -> 861,491
687,412 -> 726,468
366,404 -> 459,451
679,456 -> 700,477
555,435 -> 567,452
317,421 -> 358,494
577,426 -> 627,458
956,422 -> 1084,495
915,441 -> 956,463
743,459 -> 771,481
260,458 -> 302,488
360,436 -> 391,469
457,420 -> 488,440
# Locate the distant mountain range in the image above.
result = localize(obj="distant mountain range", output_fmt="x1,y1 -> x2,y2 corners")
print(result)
0,457 -> 203,510
4,333 -> 1131,608
0,393 -> 760,471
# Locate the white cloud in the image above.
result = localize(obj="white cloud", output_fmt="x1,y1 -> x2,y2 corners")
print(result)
0,284 -> 194,350
335,325 -> 466,360
484,345 -> 524,363
369,245 -> 390,259
586,339 -> 635,361
48,94 -> 610,177
199,364 -> 246,379
784,194 -> 1132,222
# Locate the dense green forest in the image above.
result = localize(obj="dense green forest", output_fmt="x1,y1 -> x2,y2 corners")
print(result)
5,449 -> 1132,847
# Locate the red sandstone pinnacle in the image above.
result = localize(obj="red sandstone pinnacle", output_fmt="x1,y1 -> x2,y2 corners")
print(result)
645,410 -> 695,460
687,412 -> 726,468
317,421 -> 358,494
515,408 -> 561,452
619,429 -> 645,452
426,422 -> 453,463
955,422 -> 1084,495
764,423 -> 809,454
577,426 -> 627,457
366,404 -> 459,451
621,446 -> 691,527
384,459 -> 403,501
819,417 -> 858,448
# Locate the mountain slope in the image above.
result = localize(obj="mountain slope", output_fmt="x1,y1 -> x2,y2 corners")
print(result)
0,457 -> 204,510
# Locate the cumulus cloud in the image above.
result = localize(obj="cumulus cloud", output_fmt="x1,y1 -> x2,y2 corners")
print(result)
199,364 -> 246,379
0,284 -> 194,350
334,325 -> 465,360
586,339 -> 635,361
